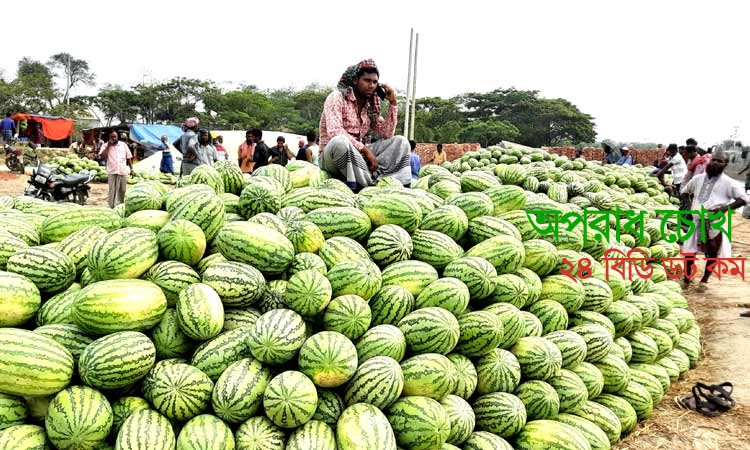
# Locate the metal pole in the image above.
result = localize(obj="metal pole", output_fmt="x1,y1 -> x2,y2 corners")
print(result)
409,33 -> 419,140
404,29 -> 414,138
67,56 -> 71,105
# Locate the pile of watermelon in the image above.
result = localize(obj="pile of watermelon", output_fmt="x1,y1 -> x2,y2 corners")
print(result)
0,149 -> 702,450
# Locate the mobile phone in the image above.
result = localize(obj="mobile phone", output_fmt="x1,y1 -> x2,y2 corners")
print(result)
376,85 -> 386,100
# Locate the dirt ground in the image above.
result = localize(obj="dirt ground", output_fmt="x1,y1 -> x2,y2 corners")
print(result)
1,171 -> 749,449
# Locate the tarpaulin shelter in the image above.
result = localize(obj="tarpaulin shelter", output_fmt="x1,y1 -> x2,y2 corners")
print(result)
129,124 -> 182,154
11,113 -> 75,146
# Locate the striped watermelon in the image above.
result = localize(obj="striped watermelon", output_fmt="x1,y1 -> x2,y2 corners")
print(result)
123,209 -> 169,233
44,386 -> 113,449
526,300 -> 568,334
33,323 -> 93,362
168,190 -> 226,241
0,328 -> 74,396
468,215 -> 522,245
257,280 -> 288,313
213,222 -> 294,275
247,309 -> 306,364
619,380 -> 654,420
327,259 -> 382,301
415,277 -> 469,316
35,287 -> 79,326
522,239 -> 559,276
455,311 -> 504,357
195,253 -> 227,276
145,261 -> 201,306
87,227 -> 158,281
0,424 -> 48,450
318,237 -> 370,268
627,330 -> 659,364
515,380 -> 560,420
115,410 -> 175,450
398,307 -> 460,355
440,394 -> 475,446
190,328 -> 251,381
285,270 -> 332,317
56,226 -> 109,275
573,400 -> 623,445
516,420 -> 591,450
336,403 -> 397,450
211,358 -> 270,424
475,348 -> 521,395
7,247 -> 76,294
284,220 -> 325,254
400,353 -> 456,399
447,353 -> 477,400
289,252 -> 328,276
322,294 -> 372,340
156,219 -> 207,266
0,393 -> 27,431
488,274 -> 529,309
248,212 -> 288,234
175,414 -> 235,450
283,187 -> 355,212
483,185 -> 526,214
110,397 -> 150,437
569,310 -> 616,337
234,416 -> 285,450
595,394 -> 638,436
387,396 -> 450,450
40,207 -> 121,243
515,267 -> 542,304
605,301 -> 643,338
354,324 -> 406,363
460,170 -> 500,192
369,285 -> 415,326
189,165 -> 225,194
548,368 -> 589,413
629,369 -> 665,405
72,279 -> 167,335
142,362 -> 213,421
419,204 -> 469,241
462,431 -> 513,450
78,331 -> 155,390
214,160 -> 244,194
285,420 -> 335,450
380,260 -> 438,297
483,303 -> 525,350
298,331 -> 357,388
366,224 -> 413,266
539,274 -> 584,313
446,192 -> 494,219
411,229 -> 463,270
544,330 -> 587,369
570,323 -> 614,363
443,257 -> 497,300
313,389 -> 344,425
0,271 -> 41,327
305,207 -> 371,241
465,235 -> 526,275
472,391 -> 527,438
557,413 -> 611,450
151,309 -> 194,359
570,362 -> 605,400
510,336 -> 563,381
520,311 -> 543,337
263,371 -> 318,428
0,230 -> 28,270
277,205 -> 306,223
362,194 -> 422,233
343,355 -> 403,409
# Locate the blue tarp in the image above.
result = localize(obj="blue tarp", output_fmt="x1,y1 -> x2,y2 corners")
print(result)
130,124 -> 182,154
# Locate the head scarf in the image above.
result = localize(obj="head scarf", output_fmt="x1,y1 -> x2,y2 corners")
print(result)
185,117 -> 200,129
338,59 -> 381,125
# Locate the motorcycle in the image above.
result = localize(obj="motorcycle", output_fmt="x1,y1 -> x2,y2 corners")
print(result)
4,142 -> 24,174
24,159 -> 95,205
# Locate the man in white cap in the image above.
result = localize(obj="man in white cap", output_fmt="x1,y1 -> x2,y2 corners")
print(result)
616,147 -> 633,166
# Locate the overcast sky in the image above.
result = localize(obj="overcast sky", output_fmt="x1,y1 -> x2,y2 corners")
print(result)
3,0 -> 748,146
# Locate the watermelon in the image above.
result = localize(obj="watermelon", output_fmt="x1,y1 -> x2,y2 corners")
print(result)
115,410 -> 175,450
539,274 -> 584,313
175,414 -> 235,450
548,368 -> 589,413
328,260 -> 382,301
440,394 -> 475,445
284,220 -> 325,254
475,348 -> 521,395
142,362 -> 213,421
298,331 -> 358,388
33,323 -> 93,362
285,270 -> 332,317
355,325 -> 406,363
557,413 -> 611,450
472,392 -> 527,438
289,252 -> 328,276
570,324 -> 614,363
35,287 -> 79,326
190,328 -> 251,381
386,396 -> 450,450
362,194 -> 422,233
110,397 -> 149,437
0,230 -> 28,271
7,247 -> 76,294
522,239 -> 559,276
305,207 -> 371,241
366,224 -> 413,266
285,420 -> 336,450
0,328 -> 73,396
336,403 -> 397,450
0,424 -> 48,450
318,237 -> 370,268
211,358 -> 270,424
619,380 -> 654,420
156,219 -> 207,266
146,261 -> 201,306
455,311 -> 504,357
510,336 -> 562,381
400,353 -> 456,399
344,356 -> 403,409
398,307 -> 460,355
447,192 -> 494,219
40,207 -> 121,243
176,283 -> 224,341
380,260 -> 438,298
369,285 -> 415,326
420,205 -> 469,241
213,222 -> 294,275
595,394 -> 638,436
516,420 -> 592,450
447,353 -> 477,400
526,299 -> 568,334
247,309 -> 306,364
544,330 -> 587,369
313,389 -> 344,425
483,303 -> 525,350
0,393 -> 27,431
468,215 -> 523,245
484,185 -> 526,213
151,309 -> 194,359
415,277 -> 470,316
515,380 -> 560,420
123,209 -> 169,233
0,271 -> 41,327
443,257 -> 497,300
263,371 -> 318,428
411,229 -> 463,270
56,226 -> 108,275
462,431 -> 513,450
201,261 -> 265,308
78,331 -> 155,390
234,417 -> 285,450
465,235 -> 526,275
322,294 -> 372,340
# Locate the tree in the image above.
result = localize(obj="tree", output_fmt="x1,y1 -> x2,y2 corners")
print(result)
12,58 -> 58,113
47,53 -> 95,104
92,85 -> 142,125
459,120 -> 520,147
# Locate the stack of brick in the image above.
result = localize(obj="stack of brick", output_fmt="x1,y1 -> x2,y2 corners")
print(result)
544,146 -> 666,166
415,143 -> 481,164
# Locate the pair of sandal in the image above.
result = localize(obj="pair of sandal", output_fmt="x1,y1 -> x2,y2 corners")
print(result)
675,382 -> 736,416
738,303 -> 750,318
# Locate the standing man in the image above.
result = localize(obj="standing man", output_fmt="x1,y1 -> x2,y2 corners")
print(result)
602,143 -> 617,164
738,158 -> 750,193
195,129 -> 218,167
409,140 -> 421,182
296,139 -> 308,161
214,135 -> 228,161
251,129 -> 271,171
433,143 -> 447,165
159,135 -> 175,174
238,130 -> 255,173
99,130 -> 132,208
1,112 -> 15,144
680,152 -> 749,291
178,117 -> 201,175
653,143 -> 687,193
271,136 -> 294,166
304,131 -> 320,165
319,59 -> 411,189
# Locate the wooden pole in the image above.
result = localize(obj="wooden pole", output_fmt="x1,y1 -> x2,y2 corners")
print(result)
409,33 -> 419,140
404,28 -> 414,138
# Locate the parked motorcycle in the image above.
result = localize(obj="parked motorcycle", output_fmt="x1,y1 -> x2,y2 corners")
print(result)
24,159 -> 95,205
4,143 -> 24,174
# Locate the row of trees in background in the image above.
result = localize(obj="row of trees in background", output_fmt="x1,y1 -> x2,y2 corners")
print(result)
0,55 -> 596,148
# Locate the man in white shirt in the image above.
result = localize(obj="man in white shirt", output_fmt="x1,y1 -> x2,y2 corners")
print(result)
654,144 -> 687,193
680,152 -> 749,290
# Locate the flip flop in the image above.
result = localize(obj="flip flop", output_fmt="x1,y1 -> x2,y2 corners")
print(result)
737,303 -> 750,308
741,311 -> 750,318
699,382 -> 736,410
675,385 -> 724,417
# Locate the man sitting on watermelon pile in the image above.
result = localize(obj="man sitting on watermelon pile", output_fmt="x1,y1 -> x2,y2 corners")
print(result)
319,59 -> 412,190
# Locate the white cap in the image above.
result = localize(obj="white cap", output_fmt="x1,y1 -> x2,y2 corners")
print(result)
621,146 -> 629,152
